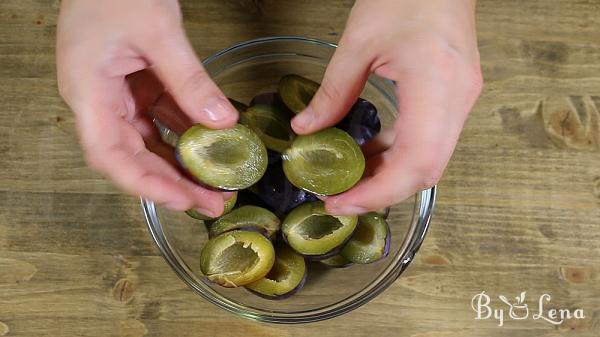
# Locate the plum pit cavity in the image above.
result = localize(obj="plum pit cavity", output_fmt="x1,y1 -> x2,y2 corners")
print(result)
295,215 -> 343,240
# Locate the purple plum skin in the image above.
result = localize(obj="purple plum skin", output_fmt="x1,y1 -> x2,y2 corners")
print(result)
256,161 -> 319,216
336,98 -> 381,145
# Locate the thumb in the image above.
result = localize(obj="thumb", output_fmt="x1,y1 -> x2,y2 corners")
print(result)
139,26 -> 238,129
291,43 -> 370,134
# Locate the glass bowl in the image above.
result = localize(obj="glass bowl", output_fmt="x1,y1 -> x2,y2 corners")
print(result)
142,36 -> 436,324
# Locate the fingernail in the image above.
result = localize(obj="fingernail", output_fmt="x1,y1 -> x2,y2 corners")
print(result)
194,207 -> 216,218
202,96 -> 235,122
292,107 -> 314,130
328,205 -> 368,216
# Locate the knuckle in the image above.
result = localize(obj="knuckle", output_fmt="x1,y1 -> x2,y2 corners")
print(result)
466,65 -> 484,100
317,79 -> 343,106
417,167 -> 444,191
83,150 -> 105,173
140,6 -> 181,40
413,156 -> 445,191
57,78 -> 73,102
429,48 -> 462,78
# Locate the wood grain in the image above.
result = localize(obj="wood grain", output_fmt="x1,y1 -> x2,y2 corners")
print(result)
0,0 -> 599,336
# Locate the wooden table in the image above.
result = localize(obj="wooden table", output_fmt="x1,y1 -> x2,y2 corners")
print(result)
1,1 -> 599,336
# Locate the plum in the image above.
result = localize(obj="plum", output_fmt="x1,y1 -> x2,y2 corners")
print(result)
340,212 -> 391,264
255,161 -> 319,216
239,104 -> 296,153
278,74 -> 319,114
245,244 -> 307,299
282,128 -> 365,195
282,201 -> 357,259
208,205 -> 281,240
250,92 -> 294,118
185,192 -> 238,221
176,124 -> 268,190
320,254 -> 353,268
200,230 -> 275,287
336,98 -> 381,145
267,150 -> 282,165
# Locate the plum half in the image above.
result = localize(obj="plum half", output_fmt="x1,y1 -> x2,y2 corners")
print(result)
282,201 -> 357,259
250,92 -> 294,118
335,98 -> 381,145
282,128 -> 365,195
240,104 -> 296,153
185,192 -> 238,221
200,230 -> 275,287
256,161 -> 318,216
245,244 -> 307,299
176,124 -> 268,190
208,205 -> 281,240
278,74 -> 319,114
320,254 -> 353,268
340,212 -> 391,264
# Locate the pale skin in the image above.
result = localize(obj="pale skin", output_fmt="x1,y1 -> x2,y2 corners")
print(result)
57,0 -> 482,217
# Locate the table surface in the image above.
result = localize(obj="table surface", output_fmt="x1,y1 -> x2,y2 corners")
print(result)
1,0 -> 599,336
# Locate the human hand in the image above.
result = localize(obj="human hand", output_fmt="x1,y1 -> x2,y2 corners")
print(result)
57,0 -> 239,216
291,0 -> 483,215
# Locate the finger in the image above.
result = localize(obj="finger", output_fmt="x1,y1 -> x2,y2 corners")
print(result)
291,42 -> 370,134
325,71 -> 474,214
149,93 -> 194,135
136,24 -> 238,129
78,104 -> 226,216
127,111 -> 179,168
361,127 -> 395,159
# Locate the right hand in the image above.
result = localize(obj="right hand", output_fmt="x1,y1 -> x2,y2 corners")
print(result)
56,0 -> 239,217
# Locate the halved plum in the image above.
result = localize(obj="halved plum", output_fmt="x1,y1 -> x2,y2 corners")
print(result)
208,205 -> 281,240
245,244 -> 307,299
336,98 -> 381,145
250,92 -> 294,118
320,254 -> 353,268
256,161 -> 318,216
282,201 -> 357,259
177,124 -> 268,190
278,74 -> 319,114
240,104 -> 296,153
185,192 -> 238,221
340,212 -> 391,264
200,230 -> 275,287
282,128 -> 365,195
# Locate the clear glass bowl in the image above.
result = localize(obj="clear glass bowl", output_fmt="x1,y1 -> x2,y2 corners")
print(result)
142,37 -> 436,324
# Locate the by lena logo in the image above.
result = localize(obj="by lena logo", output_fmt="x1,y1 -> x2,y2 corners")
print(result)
471,291 -> 585,327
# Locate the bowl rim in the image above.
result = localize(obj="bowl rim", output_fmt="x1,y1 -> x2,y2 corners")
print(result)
142,36 -> 436,324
